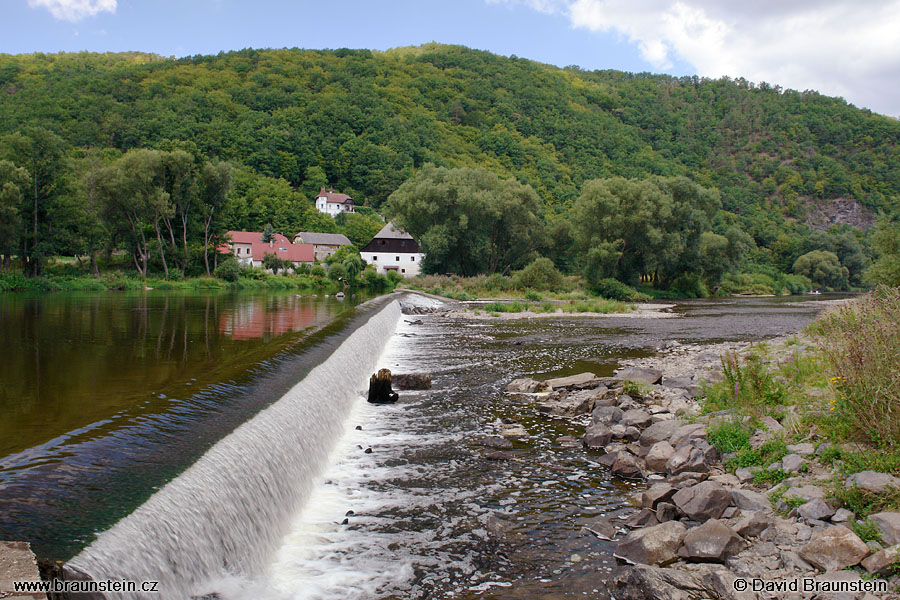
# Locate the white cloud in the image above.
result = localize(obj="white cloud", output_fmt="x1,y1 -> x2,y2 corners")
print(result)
28,0 -> 116,22
498,0 -> 900,116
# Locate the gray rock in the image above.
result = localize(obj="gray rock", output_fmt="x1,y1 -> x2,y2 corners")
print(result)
731,488 -> 772,513
759,415 -> 785,432
610,424 -> 641,442
861,544 -> 900,575
485,513 -> 514,538
782,453 -> 806,473
799,525 -> 869,571
392,373 -> 432,389
621,409 -> 652,429
668,472 -> 708,486
617,367 -> 663,386
639,420 -> 684,447
846,471 -> 900,495
585,517 -> 618,541
786,442 -> 816,456
555,435 -> 581,447
583,423 -> 613,449
678,519 -> 747,563
607,564 -> 709,600
669,423 -> 707,448
615,521 -> 687,566
538,389 -> 597,418
641,483 -> 678,509
782,484 -> 825,502
625,508 -> 660,528
506,378 -> 549,393
646,441 -> 675,472
545,372 -> 600,390
665,440 -> 717,477
484,450 -> 513,460
733,511 -> 773,538
656,502 -> 678,522
611,452 -> 645,479
499,422 -> 527,438
734,467 -> 756,484
479,435 -> 513,450
798,498 -> 835,522
592,405 -> 624,426
672,481 -> 733,522
870,512 -> 900,545
781,549 -> 815,572
832,508 -> 855,523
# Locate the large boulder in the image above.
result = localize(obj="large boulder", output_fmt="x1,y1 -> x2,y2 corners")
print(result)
869,512 -> 900,546
733,511 -> 773,538
617,367 -> 663,386
799,525 -> 869,571
731,488 -> 772,513
665,440 -> 717,477
641,483 -> 678,509
669,423 -> 707,448
861,544 -> 900,576
611,452 -> 645,479
645,441 -> 675,473
537,389 -> 597,418
798,498 -> 835,522
678,519 -> 747,563
478,435 -> 513,450
506,378 -> 549,393
545,372 -> 600,390
592,405 -> 623,426
640,420 -> 683,447
614,521 -> 687,566
781,484 -> 825,502
607,565 -> 708,600
583,423 -> 613,449
621,409 -> 652,429
846,471 -> 900,495
672,481 -> 733,522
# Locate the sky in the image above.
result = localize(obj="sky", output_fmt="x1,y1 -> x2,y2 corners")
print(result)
3,0 -> 899,117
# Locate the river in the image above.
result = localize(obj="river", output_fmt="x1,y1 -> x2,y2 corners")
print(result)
0,291 -> 845,598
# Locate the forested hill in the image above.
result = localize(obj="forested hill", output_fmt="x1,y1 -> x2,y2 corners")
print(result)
2,45 -> 898,222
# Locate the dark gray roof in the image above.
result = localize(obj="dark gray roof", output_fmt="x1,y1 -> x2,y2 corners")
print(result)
372,222 -> 414,241
293,232 -> 352,246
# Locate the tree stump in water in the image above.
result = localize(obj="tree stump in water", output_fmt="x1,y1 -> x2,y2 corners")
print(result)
368,368 -> 399,404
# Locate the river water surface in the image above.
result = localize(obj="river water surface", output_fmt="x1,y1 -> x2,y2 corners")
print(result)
0,291 -> 845,598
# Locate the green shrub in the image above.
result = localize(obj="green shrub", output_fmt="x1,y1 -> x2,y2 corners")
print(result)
670,272 -> 709,298
754,468 -> 788,484
705,350 -> 786,415
310,265 -> 327,278
215,260 -> 242,282
591,278 -> 650,302
512,257 -> 564,291
851,518 -> 884,543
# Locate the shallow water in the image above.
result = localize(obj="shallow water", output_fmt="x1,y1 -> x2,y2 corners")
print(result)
227,294 -> 847,600
0,291 -> 846,597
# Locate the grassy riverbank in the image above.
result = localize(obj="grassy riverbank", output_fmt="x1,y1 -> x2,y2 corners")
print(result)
701,287 -> 900,518
0,269 -> 398,294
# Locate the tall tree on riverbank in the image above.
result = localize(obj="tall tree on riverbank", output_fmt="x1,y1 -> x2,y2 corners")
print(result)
0,160 -> 28,270
386,164 -> 545,275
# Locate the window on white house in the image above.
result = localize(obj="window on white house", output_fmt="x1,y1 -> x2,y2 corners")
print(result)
373,256 -> 377,261
395,256 -> 400,261
401,269 -> 406,273
410,256 -> 415,261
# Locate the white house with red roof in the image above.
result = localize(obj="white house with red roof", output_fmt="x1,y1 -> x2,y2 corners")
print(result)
224,231 -> 314,268
314,187 -> 355,216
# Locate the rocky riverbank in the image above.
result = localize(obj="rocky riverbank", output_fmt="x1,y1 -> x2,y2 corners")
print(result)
495,338 -> 900,600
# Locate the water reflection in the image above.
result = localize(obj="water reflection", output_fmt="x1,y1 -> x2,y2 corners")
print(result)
0,291 -> 369,559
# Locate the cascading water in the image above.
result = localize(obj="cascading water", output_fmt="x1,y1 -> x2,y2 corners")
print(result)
66,300 -> 403,599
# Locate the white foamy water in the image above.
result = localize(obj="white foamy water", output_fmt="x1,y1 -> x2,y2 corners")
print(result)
66,300 -> 404,599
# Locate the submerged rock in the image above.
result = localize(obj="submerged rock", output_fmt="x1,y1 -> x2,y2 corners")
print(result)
391,373 -> 432,390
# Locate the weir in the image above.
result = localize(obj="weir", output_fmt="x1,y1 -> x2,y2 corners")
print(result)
66,299 -> 403,599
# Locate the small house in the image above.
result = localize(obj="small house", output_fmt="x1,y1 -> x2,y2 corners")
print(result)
292,232 -> 353,262
314,187 -> 355,216
359,222 -> 425,277
224,231 -> 314,268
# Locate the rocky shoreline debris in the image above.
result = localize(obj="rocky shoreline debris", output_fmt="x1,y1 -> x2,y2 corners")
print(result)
500,341 -> 900,600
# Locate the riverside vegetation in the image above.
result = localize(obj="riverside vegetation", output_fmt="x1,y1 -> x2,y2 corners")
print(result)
489,288 -> 900,598
1,46 -> 899,298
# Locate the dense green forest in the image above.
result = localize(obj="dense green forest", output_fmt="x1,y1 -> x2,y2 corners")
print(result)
0,44 -> 898,292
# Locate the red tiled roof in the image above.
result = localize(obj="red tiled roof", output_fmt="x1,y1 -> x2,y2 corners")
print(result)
318,187 -> 354,205
222,231 -> 314,263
